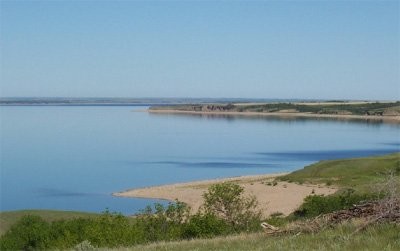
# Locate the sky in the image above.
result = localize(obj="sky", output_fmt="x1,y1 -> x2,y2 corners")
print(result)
0,1 -> 399,100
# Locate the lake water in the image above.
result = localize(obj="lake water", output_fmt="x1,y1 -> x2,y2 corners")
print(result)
1,106 -> 399,214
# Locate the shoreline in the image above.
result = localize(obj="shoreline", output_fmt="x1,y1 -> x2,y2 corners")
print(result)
113,173 -> 337,217
148,109 -> 400,124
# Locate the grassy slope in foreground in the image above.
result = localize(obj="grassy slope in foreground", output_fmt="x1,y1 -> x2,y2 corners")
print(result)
0,210 -> 98,236
109,223 -> 400,251
278,152 -> 400,192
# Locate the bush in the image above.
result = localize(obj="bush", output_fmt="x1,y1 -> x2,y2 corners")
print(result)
202,182 -> 261,232
134,202 -> 190,243
84,210 -> 131,247
183,213 -> 229,238
0,215 -> 51,251
49,218 -> 92,248
294,189 -> 370,218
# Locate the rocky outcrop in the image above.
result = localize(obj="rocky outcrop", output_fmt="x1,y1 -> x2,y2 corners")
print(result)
201,104 -> 236,112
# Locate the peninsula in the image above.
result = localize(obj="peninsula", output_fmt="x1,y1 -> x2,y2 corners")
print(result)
149,101 -> 400,123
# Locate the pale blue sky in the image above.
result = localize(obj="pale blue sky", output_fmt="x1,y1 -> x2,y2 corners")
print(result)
1,1 -> 399,100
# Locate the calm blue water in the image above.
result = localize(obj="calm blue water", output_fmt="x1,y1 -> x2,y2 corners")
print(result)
1,106 -> 399,214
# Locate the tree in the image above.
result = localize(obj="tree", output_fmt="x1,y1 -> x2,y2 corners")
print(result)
201,182 -> 261,231
0,215 -> 51,251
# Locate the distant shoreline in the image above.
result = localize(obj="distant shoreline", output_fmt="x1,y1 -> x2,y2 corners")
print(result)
148,109 -> 400,124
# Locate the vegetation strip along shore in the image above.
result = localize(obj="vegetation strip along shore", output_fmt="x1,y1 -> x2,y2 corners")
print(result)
148,101 -> 400,123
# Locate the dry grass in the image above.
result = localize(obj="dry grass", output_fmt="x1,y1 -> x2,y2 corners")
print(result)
106,222 -> 400,251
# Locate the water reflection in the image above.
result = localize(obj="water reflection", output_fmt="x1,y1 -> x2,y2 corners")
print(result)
148,111 -> 396,127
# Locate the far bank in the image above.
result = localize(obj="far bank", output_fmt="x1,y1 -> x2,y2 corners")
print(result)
148,101 -> 400,124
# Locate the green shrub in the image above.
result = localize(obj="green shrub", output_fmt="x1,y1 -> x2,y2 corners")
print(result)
183,213 -> 229,239
293,189 -> 370,218
0,215 -> 51,251
49,218 -> 91,248
134,202 -> 189,243
85,210 -> 131,247
202,182 -> 261,232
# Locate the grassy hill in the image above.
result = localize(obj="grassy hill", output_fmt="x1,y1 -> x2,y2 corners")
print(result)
278,152 -> 400,192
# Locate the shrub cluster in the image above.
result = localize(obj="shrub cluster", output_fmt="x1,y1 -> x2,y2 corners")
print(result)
0,183 -> 262,250
293,189 -> 371,218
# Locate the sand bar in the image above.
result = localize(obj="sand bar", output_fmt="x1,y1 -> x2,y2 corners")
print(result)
114,173 -> 337,217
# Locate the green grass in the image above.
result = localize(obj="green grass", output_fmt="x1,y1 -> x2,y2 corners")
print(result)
107,223 -> 400,251
239,102 -> 400,115
0,210 -> 98,236
278,153 -> 400,192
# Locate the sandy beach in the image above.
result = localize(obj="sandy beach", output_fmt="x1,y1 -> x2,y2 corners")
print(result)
114,173 -> 337,217
148,109 -> 400,124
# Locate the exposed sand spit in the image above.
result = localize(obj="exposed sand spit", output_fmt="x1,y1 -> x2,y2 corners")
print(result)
114,173 -> 337,217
